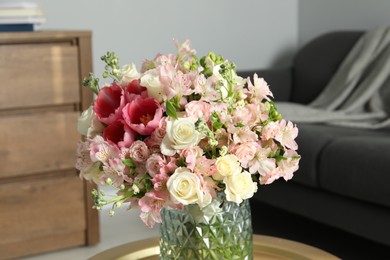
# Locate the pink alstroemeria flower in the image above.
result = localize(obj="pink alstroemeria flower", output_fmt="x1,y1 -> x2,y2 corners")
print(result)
123,96 -> 163,136
94,82 -> 124,125
139,191 -> 169,228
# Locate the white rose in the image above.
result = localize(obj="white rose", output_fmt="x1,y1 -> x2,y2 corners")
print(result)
77,106 -> 94,136
161,118 -> 202,156
213,154 -> 242,181
167,167 -> 209,207
119,63 -> 140,86
224,171 -> 258,204
140,73 -> 164,102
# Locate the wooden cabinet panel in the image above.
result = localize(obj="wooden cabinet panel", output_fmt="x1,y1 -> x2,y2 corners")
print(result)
0,111 -> 80,179
0,173 -> 86,259
0,31 -> 99,259
0,44 -> 80,110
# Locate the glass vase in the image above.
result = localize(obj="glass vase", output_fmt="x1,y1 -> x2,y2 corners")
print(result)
159,194 -> 253,259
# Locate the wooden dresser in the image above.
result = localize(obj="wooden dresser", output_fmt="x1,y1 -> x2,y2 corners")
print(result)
0,31 -> 99,259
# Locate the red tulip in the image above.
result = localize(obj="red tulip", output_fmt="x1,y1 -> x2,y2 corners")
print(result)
103,120 -> 137,148
94,83 -> 124,125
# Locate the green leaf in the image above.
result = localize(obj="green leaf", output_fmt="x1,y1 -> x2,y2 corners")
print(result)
166,99 -> 178,119
211,113 -> 223,129
122,159 -> 135,167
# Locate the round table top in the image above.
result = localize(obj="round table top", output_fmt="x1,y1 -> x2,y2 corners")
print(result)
89,234 -> 340,260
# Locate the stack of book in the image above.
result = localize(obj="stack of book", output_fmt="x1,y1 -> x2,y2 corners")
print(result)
0,1 -> 46,32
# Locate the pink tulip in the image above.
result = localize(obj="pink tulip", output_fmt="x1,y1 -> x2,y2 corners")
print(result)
123,96 -> 163,136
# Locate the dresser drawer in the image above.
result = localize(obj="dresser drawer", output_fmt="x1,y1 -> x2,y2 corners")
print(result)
0,44 -> 80,110
0,111 -> 81,179
0,173 -> 86,259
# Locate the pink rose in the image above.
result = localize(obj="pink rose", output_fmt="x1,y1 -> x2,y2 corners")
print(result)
231,142 -> 259,168
185,100 -> 212,121
144,117 -> 167,153
129,140 -> 150,163
123,96 -> 163,136
94,82 -> 124,125
146,154 -> 165,177
103,120 -> 137,148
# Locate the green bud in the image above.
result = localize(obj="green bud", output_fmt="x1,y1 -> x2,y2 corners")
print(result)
265,101 -> 271,110
183,61 -> 191,70
216,55 -> 224,64
209,52 -> 216,62
109,209 -> 115,217
203,68 -> 212,77
105,178 -> 113,185
200,56 -> 206,67
190,63 -> 199,70
102,72 -> 109,78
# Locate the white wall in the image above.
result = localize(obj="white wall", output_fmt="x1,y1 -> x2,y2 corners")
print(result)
38,0 -> 298,78
298,0 -> 390,47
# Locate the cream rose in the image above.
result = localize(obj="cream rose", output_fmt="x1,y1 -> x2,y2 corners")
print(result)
140,73 -> 164,102
161,118 -> 202,156
77,106 -> 94,136
224,170 -> 258,204
167,167 -> 209,207
118,63 -> 140,86
213,154 -> 242,181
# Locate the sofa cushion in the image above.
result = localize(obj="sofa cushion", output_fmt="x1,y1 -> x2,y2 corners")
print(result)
292,31 -> 363,104
293,123 -> 389,188
319,136 -> 390,208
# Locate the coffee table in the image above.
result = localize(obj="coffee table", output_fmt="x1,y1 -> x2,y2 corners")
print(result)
89,234 -> 340,260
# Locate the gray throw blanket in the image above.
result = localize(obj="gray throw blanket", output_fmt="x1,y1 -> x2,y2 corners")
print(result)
277,27 -> 390,129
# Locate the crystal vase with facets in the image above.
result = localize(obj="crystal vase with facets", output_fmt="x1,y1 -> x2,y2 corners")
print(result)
159,194 -> 253,259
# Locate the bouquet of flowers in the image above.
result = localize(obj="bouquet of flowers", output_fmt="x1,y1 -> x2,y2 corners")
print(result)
76,40 -> 300,228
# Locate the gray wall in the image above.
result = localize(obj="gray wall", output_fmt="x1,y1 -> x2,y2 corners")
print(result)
39,0 -> 298,77
298,0 -> 390,47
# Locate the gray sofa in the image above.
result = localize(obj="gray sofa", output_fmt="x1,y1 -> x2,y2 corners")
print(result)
239,31 -> 390,247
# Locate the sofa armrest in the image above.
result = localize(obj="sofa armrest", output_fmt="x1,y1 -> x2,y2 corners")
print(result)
237,68 -> 292,101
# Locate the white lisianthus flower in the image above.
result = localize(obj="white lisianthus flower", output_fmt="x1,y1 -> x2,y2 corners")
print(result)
161,118 -> 202,156
118,63 -> 140,86
213,154 -> 242,181
224,170 -> 258,204
77,106 -> 94,136
167,167 -> 211,207
140,73 -> 164,102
